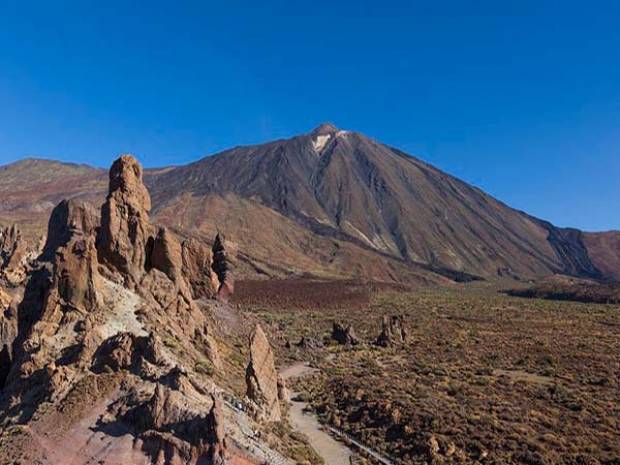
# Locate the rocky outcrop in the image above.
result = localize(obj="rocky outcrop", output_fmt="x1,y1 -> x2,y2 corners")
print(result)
45,200 -> 101,311
181,238 -> 219,299
245,324 -> 281,422
0,225 -> 41,285
331,321 -> 360,345
375,315 -> 407,347
128,385 -> 228,465
0,155 -> 246,465
295,336 -> 324,350
205,394 -> 227,465
91,332 -> 166,374
0,199 -> 101,399
148,227 -> 183,283
212,233 -> 234,302
97,154 -> 153,281
0,287 -> 14,388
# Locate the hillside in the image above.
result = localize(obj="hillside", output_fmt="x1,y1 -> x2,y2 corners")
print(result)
0,125 -> 618,283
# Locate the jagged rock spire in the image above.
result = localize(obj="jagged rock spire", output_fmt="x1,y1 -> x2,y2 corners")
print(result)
245,323 -> 281,422
97,154 -> 153,280
212,232 -> 234,302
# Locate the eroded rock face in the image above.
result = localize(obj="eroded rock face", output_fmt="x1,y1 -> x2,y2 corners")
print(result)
0,225 -> 41,285
245,324 -> 281,422
0,287 -> 14,387
91,332 -> 166,374
375,315 -> 407,347
1,199 -> 101,398
148,227 -> 183,283
46,200 -> 101,312
0,155 -> 240,465
128,385 -> 228,465
98,154 -> 153,281
181,238 -> 219,300
212,233 -> 234,302
331,321 -> 360,346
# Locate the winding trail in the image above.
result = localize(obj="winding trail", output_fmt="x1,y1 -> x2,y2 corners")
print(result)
281,362 -> 396,465
281,362 -> 353,465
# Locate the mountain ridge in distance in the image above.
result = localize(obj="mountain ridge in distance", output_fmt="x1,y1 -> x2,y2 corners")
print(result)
1,123 -> 619,283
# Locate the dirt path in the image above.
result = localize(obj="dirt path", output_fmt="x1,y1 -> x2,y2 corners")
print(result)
281,363 -> 353,465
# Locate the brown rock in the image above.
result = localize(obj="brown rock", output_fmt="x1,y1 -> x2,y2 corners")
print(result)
375,315 -> 407,347
331,321 -> 360,345
91,332 -> 165,374
296,336 -> 324,350
97,154 -> 153,281
204,394 -> 227,465
0,288 -> 15,387
277,374 -> 289,402
47,200 -> 101,311
245,324 -> 281,422
0,287 -> 11,311
132,386 -> 228,465
148,227 -> 183,283
211,233 -> 234,302
0,225 -> 40,285
427,434 -> 440,460
181,238 -> 219,299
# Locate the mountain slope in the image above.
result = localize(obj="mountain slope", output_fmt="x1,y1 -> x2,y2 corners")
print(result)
0,125 -> 617,283
149,124 -> 612,281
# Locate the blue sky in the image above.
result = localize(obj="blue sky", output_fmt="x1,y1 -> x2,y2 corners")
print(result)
0,1 -> 618,231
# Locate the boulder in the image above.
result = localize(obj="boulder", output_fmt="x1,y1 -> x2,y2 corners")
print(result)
296,336 -> 324,350
91,332 -> 166,374
331,321 -> 360,345
375,315 -> 407,347
245,324 -> 281,422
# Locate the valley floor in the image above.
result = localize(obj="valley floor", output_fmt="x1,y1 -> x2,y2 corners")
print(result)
234,280 -> 620,465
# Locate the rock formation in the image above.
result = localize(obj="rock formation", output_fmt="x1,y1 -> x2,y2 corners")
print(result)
0,287 -> 14,388
0,225 -> 41,285
245,324 -> 282,422
127,384 -> 228,465
45,199 -> 101,311
97,154 -> 153,281
181,238 -> 219,299
212,233 -> 234,302
295,335 -> 324,350
331,321 -> 360,345
375,315 -> 407,347
0,155 -> 248,465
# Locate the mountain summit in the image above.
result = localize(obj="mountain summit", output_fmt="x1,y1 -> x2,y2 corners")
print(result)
1,126 -> 619,283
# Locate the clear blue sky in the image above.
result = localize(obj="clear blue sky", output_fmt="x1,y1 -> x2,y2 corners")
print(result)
0,1 -> 618,231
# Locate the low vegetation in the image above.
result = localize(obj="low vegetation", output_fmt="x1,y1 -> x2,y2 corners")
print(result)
506,279 -> 620,304
238,279 -> 620,465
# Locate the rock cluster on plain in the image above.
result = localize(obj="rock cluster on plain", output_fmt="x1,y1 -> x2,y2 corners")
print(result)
331,321 -> 360,345
375,315 -> 408,347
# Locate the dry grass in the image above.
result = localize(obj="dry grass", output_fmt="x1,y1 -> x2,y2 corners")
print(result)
242,280 -> 620,465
